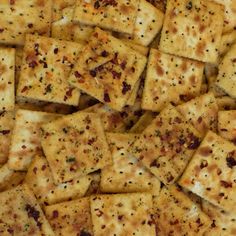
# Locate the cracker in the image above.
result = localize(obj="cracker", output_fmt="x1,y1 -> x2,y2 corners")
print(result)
101,133 -> 160,193
44,197 -> 93,236
90,193 -> 156,236
152,185 -> 211,236
159,0 -> 224,63
129,111 -> 155,133
69,28 -> 147,111
0,164 -> 25,192
0,0 -> 52,46
129,105 -> 202,185
120,0 -> 164,46
179,131 -> 236,212
52,6 -> 94,44
216,96 -> 236,111
0,111 -> 14,164
0,184 -> 54,235
218,110 -> 236,143
142,49 -> 204,111
73,0 -> 139,34
212,0 -> 236,33
41,112 -> 112,183
202,200 -> 236,236
25,155 -> 92,205
8,109 -> 60,171
17,34 -> 82,105
0,47 -> 15,112
215,43 -> 236,98
177,92 -> 218,136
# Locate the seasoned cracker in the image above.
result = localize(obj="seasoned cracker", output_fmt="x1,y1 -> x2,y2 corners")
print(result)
142,49 -> 204,111
129,105 -> 202,185
101,133 -> 160,193
8,109 -> 59,171
41,112 -> 112,183
17,34 -> 82,105
0,47 -> 15,112
152,185 -> 211,236
45,197 -> 93,236
159,0 -> 224,63
0,0 -> 52,46
69,28 -> 147,111
218,110 -> 236,143
179,131 -> 236,212
73,0 -> 139,34
90,193 -> 156,236
177,92 -> 218,136
0,184 -> 54,235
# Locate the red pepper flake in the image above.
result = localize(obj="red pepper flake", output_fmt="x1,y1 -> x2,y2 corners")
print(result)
33,167 -> 37,174
41,165 -> 47,171
25,204 -> 42,229
7,228 -> 14,235
28,60 -> 38,68
80,230 -> 92,236
197,116 -> 203,123
187,135 -> 200,150
150,159 -> 160,168
44,84 -> 52,94
101,50 -> 109,57
94,1 -> 100,9
111,70 -> 121,79
167,174 -> 174,183
122,81 -> 131,94
220,180 -> 232,188
89,70 -> 97,77
118,215 -> 123,220
226,152 -> 236,168
232,58 -> 236,63
104,92 -> 111,102
64,88 -> 74,100
0,130 -> 10,135
103,0 -> 118,7
52,210 -> 59,219
170,219 -> 179,225
200,160 -> 208,169
22,145 -> 27,149
10,0 -> 15,5
74,71 -> 82,78
54,48 -> 59,54
28,23 -> 33,28
88,137 -> 96,145
120,61 -> 127,70
0,29 -> 4,33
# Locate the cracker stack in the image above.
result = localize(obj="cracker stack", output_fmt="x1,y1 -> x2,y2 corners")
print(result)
0,0 -> 236,235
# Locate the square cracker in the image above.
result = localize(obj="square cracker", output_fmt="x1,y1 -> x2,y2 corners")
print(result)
119,0 -> 164,46
177,92 -> 218,137
0,111 -> 14,165
212,0 -> 236,33
159,0 -> 224,63
25,155 -> 92,205
179,131 -> 236,212
129,105 -> 202,185
73,0 -> 139,34
218,110 -> 236,143
0,184 -> 54,236
44,197 -> 93,236
101,133 -> 160,193
17,34 -> 82,105
0,0 -> 52,46
8,109 -> 60,171
41,112 -> 112,183
152,185 -> 211,236
0,47 -> 15,112
68,28 -> 147,111
202,200 -> 236,236
215,43 -> 236,99
90,193 -> 156,236
142,49 -> 204,111
0,164 -> 25,192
